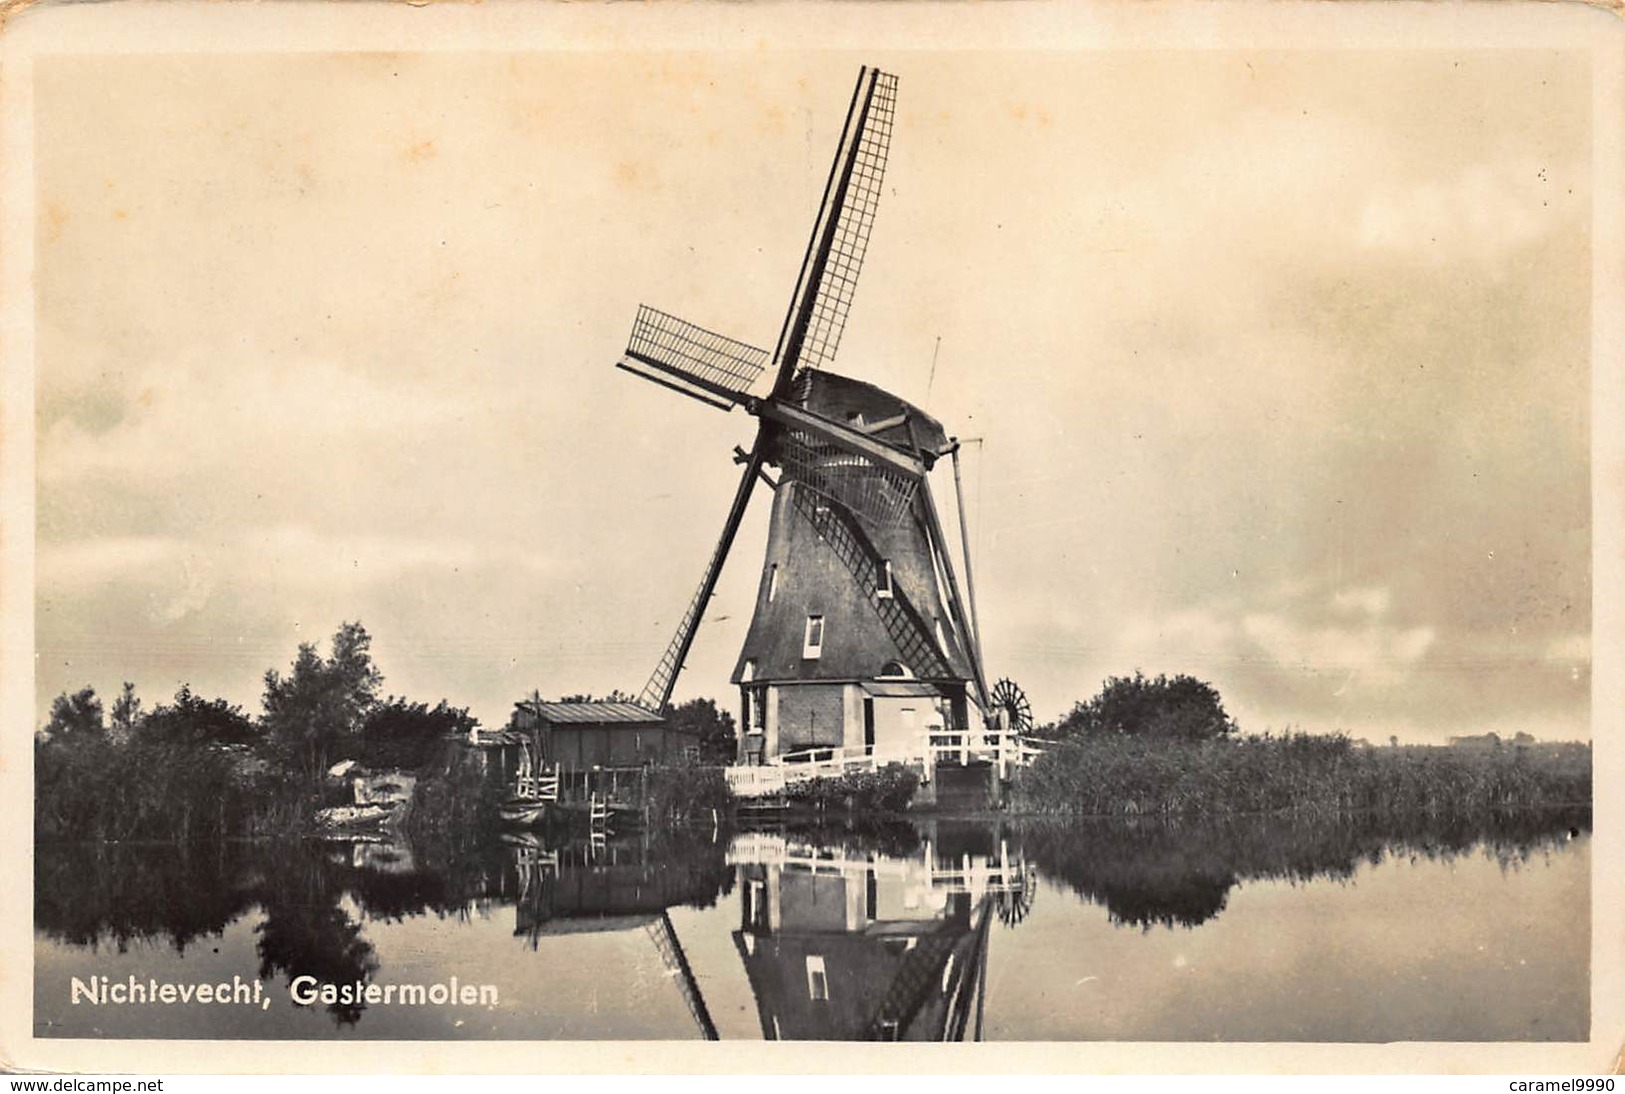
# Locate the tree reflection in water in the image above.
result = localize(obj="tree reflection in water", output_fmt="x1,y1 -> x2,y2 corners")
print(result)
36,827 -> 734,1029
1014,806 -> 1592,930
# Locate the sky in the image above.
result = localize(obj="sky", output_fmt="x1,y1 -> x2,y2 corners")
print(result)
31,48 -> 1593,744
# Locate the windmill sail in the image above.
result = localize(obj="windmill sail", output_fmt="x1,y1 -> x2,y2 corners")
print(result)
618,305 -> 770,411
770,68 -> 899,391
635,444 -> 767,713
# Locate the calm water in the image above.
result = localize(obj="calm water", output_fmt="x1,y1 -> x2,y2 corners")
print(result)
35,810 -> 1589,1041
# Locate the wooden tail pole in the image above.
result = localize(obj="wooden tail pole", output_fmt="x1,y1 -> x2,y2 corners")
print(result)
950,441 -> 988,711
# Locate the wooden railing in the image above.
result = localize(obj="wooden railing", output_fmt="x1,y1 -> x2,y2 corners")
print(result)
723,729 -> 1043,798
516,760 -> 562,803
514,764 -> 560,802
727,832 -> 1032,899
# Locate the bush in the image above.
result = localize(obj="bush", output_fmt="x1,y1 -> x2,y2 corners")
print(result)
664,697 -> 738,764
784,762 -> 920,813
406,757 -> 505,846
1042,671 -> 1237,743
35,733 -> 307,842
358,698 -> 475,771
137,685 -> 259,748
646,761 -> 730,825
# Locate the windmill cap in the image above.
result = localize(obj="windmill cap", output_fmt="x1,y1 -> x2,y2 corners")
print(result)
801,368 -> 949,461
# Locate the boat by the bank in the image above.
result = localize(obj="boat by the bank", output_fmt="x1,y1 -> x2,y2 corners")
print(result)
498,797 -> 552,827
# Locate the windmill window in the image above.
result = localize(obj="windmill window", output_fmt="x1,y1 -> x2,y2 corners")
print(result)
806,955 -> 829,1001
767,564 -> 779,603
876,559 -> 894,599
803,615 -> 825,659
879,660 -> 913,680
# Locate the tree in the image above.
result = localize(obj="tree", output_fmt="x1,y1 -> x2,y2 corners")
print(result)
262,622 -> 383,778
43,686 -> 104,742
1044,671 -> 1237,743
666,697 -> 737,763
109,682 -> 142,744
138,684 -> 258,748
557,690 -> 636,704
359,697 -> 478,770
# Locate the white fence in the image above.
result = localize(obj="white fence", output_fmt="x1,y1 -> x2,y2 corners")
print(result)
727,832 -> 1033,901
724,729 -> 1042,799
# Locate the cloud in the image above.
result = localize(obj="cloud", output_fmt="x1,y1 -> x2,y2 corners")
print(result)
37,357 -> 479,487
1111,584 -> 1436,691
1356,159 -> 1570,269
39,526 -> 560,598
1239,609 -> 1436,688
36,535 -> 182,590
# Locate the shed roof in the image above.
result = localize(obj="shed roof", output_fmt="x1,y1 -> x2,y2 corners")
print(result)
527,701 -> 665,726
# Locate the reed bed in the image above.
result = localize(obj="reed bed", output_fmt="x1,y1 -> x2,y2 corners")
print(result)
1011,733 -> 1591,817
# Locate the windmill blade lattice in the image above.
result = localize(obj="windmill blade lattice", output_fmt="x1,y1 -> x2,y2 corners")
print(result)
795,71 -> 897,375
619,305 -> 770,410
772,69 -> 899,391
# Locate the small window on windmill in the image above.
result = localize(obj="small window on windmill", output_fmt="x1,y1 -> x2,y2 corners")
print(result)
806,955 -> 829,1002
767,564 -> 780,603
876,559 -> 894,599
879,660 -> 912,680
803,615 -> 825,659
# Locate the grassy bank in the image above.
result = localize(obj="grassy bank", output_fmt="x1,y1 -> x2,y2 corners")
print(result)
1010,733 -> 1591,817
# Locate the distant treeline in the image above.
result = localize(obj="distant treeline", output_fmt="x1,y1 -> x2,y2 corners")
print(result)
35,622 -> 479,843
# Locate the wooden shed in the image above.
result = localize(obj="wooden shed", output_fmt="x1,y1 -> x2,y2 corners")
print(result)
511,700 -> 696,772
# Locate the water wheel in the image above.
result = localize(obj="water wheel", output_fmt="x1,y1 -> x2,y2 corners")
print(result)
990,678 -> 1033,734
996,869 -> 1038,927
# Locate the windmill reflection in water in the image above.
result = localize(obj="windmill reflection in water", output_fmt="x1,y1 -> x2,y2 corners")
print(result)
501,827 -> 1035,1041
729,830 -> 1036,1041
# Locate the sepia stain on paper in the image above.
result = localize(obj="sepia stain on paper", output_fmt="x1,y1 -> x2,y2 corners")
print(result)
40,198 -> 67,243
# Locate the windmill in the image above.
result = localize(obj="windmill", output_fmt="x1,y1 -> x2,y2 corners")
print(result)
614,67 -> 1030,764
